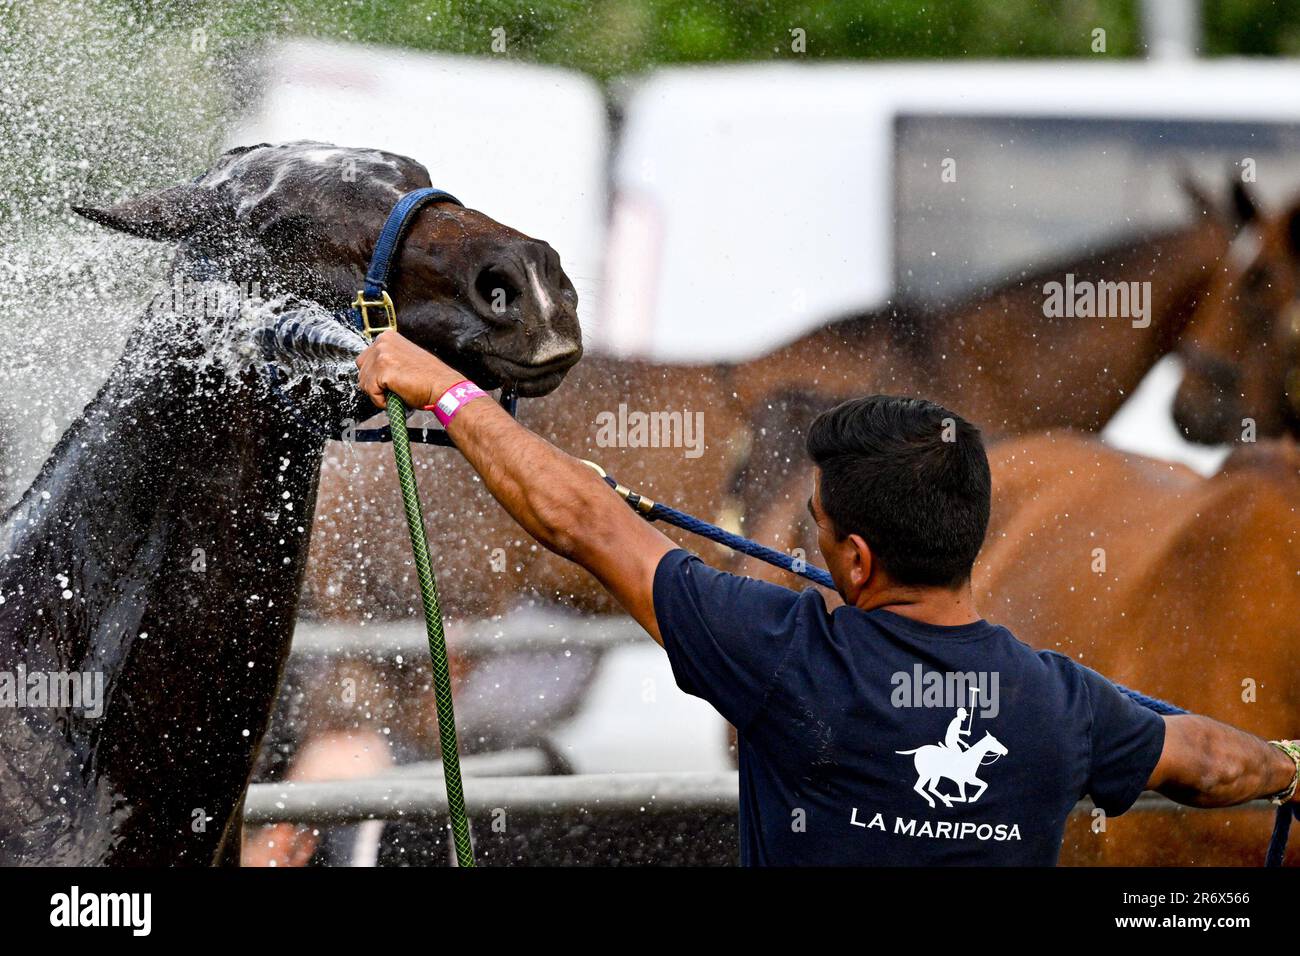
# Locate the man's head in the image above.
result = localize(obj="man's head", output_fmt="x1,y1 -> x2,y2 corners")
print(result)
805,395 -> 991,605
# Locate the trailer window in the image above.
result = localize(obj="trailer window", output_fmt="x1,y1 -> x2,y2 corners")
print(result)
893,114 -> 1300,307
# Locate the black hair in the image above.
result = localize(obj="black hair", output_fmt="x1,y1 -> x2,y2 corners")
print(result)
805,395 -> 991,588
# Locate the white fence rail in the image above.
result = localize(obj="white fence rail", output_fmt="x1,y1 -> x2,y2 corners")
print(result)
245,771 -> 737,826
245,771 -> 1266,827
292,608 -> 646,657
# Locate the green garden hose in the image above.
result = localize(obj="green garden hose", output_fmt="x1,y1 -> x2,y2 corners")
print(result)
384,392 -> 475,867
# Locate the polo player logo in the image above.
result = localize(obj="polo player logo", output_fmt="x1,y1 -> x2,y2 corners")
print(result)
896,689 -> 1008,809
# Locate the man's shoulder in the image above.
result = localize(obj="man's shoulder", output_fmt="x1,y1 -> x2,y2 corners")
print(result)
651,549 -> 832,732
994,636 -> 1096,699
980,624 -> 1070,665
656,548 -> 831,616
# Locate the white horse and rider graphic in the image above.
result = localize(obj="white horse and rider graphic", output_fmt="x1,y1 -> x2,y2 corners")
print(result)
897,689 -> 1008,809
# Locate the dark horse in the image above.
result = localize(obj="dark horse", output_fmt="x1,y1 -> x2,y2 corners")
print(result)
0,142 -> 581,865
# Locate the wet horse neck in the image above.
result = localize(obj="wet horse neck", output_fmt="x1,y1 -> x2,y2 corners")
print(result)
0,319 -> 329,863
921,218 -> 1231,433
1,326 -> 326,661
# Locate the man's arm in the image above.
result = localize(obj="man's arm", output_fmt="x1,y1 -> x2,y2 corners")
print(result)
356,331 -> 677,645
1147,715 -> 1299,808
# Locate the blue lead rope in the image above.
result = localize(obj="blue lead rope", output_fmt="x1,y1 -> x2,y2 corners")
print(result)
590,467 -> 1297,866
654,498 -> 837,589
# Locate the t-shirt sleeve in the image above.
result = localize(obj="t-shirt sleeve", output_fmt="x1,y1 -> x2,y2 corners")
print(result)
652,548 -> 806,732
1078,664 -> 1168,815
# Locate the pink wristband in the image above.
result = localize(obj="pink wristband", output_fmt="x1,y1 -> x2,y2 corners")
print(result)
425,380 -> 488,427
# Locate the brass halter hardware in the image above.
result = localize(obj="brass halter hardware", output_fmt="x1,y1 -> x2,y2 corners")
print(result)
352,289 -> 397,341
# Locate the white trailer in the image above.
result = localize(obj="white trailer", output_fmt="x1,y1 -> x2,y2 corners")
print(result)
599,60 -> 1300,471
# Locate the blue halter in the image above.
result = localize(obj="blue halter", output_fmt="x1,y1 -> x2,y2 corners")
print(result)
349,186 -> 461,337
345,187 -> 518,445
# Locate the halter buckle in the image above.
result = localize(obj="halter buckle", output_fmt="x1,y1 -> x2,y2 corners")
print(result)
352,289 -> 397,340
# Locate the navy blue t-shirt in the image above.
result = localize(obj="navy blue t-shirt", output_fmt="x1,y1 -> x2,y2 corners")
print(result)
653,549 -> 1166,866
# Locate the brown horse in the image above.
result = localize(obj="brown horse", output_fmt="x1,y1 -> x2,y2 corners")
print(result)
729,183 -> 1243,588
303,182 -> 1240,621
0,142 -> 581,865
1174,186 -> 1300,444
975,431 -> 1299,865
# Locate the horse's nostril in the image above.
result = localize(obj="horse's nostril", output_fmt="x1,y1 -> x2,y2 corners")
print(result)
474,265 -> 521,316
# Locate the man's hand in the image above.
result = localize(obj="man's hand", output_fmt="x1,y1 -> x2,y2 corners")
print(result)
355,331 -> 463,410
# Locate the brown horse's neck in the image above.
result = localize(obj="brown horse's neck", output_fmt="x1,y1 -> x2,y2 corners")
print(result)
929,217 -> 1232,434
0,312 -> 332,864
733,217 -> 1231,435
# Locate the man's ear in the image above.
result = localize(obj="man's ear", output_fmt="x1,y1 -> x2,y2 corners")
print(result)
71,184 -> 226,241
847,533 -> 874,588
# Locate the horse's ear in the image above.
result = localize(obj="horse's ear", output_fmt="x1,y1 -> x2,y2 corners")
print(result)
1176,169 -> 1217,220
1230,177 -> 1260,227
72,184 -> 225,241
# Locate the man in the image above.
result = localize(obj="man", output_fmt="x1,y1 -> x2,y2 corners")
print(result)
357,333 -> 1300,866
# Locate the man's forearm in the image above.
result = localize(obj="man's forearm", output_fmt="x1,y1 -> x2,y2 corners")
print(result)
443,397 -> 614,562
363,344 -> 612,560
438,387 -> 677,645
1155,715 -> 1298,808
354,331 -> 680,642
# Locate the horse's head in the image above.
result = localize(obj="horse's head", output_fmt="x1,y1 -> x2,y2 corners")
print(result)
980,732 -> 1008,758
1173,183 -> 1300,444
72,141 -> 582,397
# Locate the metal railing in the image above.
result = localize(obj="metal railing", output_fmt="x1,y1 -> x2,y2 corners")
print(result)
245,770 -> 1269,827
246,771 -> 736,826
291,607 -> 646,657
274,611 -> 1278,853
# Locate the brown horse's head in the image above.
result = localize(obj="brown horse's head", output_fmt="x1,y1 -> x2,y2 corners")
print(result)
1173,183 -> 1300,443
72,141 -> 582,396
